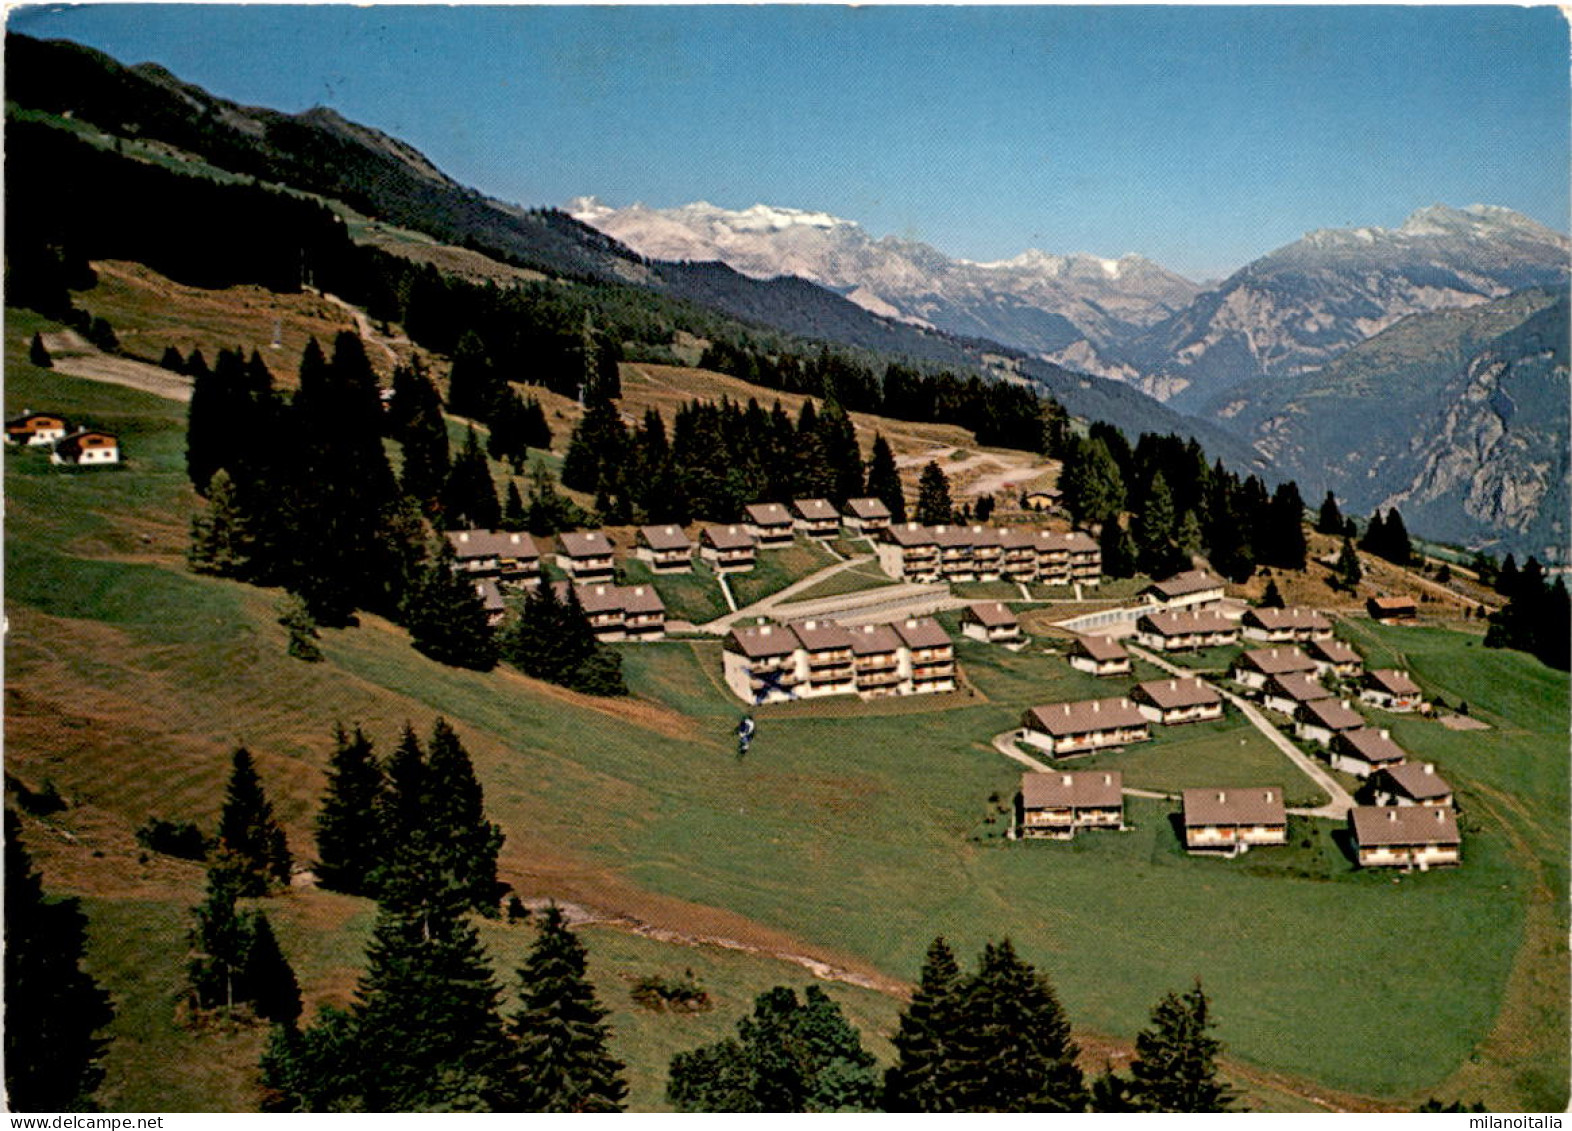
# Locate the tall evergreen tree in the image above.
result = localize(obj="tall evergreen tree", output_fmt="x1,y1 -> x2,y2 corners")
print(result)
1124,981 -> 1234,1112
4,811 -> 114,1112
1060,437 -> 1125,529
423,719 -> 504,915
1315,490 -> 1344,536
1134,471 -> 1180,576
1262,482 -> 1308,570
188,468 -> 254,578
1333,537 -> 1363,593
242,911 -> 303,1027
29,332 -> 52,368
215,747 -> 292,896
187,864 -> 251,1013
915,461 -> 953,526
883,936 -> 963,1111
394,367 -> 451,514
560,393 -> 626,494
506,905 -> 628,1111
446,329 -> 501,421
402,539 -> 499,671
440,427 -> 501,531
819,404 -> 865,509
314,725 -> 387,897
865,434 -> 905,522
1098,517 -> 1138,580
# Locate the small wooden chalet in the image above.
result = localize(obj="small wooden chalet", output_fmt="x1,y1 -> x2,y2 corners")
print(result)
1295,698 -> 1366,748
699,525 -> 756,573
556,530 -> 615,583
1067,633 -> 1132,677
1018,771 -> 1124,839
849,623 -> 904,698
792,498 -> 839,539
52,429 -> 119,465
893,617 -> 956,693
1241,606 -> 1334,644
1133,677 -> 1224,726
1142,569 -> 1225,610
1330,727 -> 1407,778
790,619 -> 857,697
876,523 -> 940,582
635,525 -> 694,573
962,602 -> 1023,646
842,497 -> 892,537
1020,698 -> 1149,757
447,530 -> 541,586
1367,596 -> 1418,624
5,411 -> 67,446
1369,763 -> 1453,808
1350,805 -> 1460,869
1361,669 -> 1424,713
1230,646 -> 1317,691
1261,671 -> 1331,716
1181,787 -> 1288,854
1307,637 -> 1363,678
567,583 -> 629,641
620,585 -> 667,642
1135,609 -> 1238,653
744,502 -> 795,549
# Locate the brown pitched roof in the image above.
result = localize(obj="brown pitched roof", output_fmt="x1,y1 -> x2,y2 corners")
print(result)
930,524 -> 974,548
998,527 -> 1040,550
621,585 -> 665,615
1307,638 -> 1362,665
574,583 -> 624,614
727,623 -> 798,659
848,623 -> 902,656
702,524 -> 755,550
1140,609 -> 1235,636
965,602 -> 1019,628
792,498 -> 837,521
475,579 -> 506,613
1235,647 -> 1317,675
447,529 -> 540,560
789,618 -> 852,653
639,524 -> 692,551
845,497 -> 891,520
1376,762 -> 1452,802
1298,698 -> 1365,732
1351,805 -> 1459,847
1062,531 -> 1099,554
1025,698 -> 1146,736
1071,634 -> 1129,661
1135,677 -> 1221,710
1369,596 -> 1417,613
745,502 -> 793,526
54,430 -> 117,459
1366,669 -> 1422,696
1336,726 -> 1407,766
1146,570 -> 1224,599
965,525 -> 1003,548
1265,671 -> 1331,704
1244,606 -> 1332,632
1021,770 -> 1124,810
884,523 -> 937,547
1182,787 -> 1286,827
893,617 -> 951,650
559,530 -> 614,558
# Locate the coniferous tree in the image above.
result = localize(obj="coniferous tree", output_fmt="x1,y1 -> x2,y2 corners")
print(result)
1060,437 -> 1125,529
277,592 -> 323,662
1124,981 -> 1234,1112
1259,578 -> 1285,608
440,428 -> 501,532
500,480 -> 527,532
1134,471 -> 1179,576
485,388 -> 534,473
394,368 -> 451,514
506,905 -> 628,1112
188,468 -> 254,578
4,810 -> 114,1112
1262,482 -> 1308,570
215,747 -> 292,896
446,330 -> 500,421
242,912 -> 303,1027
187,864 -> 251,1013
160,345 -> 185,372
1098,517 -> 1138,580
424,719 -> 504,915
883,936 -> 963,1112
915,461 -> 954,526
29,332 -> 52,368
1382,508 -> 1414,567
1176,508 -> 1204,560
314,725 -> 386,897
820,404 -> 865,509
1315,491 -> 1344,536
1333,537 -> 1363,593
560,393 -> 626,494
946,939 -> 1086,1113
402,539 -> 499,671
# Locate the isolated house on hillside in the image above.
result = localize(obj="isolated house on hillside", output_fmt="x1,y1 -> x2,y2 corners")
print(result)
1295,698 -> 1366,748
1133,677 -> 1224,726
1136,609 -> 1238,653
962,602 -> 1023,646
1067,633 -> 1131,677
1369,763 -> 1453,808
51,429 -> 119,465
1361,669 -> 1424,713
1143,569 -> 1225,610
1350,805 -> 1460,869
699,525 -> 756,573
1330,727 -> 1407,778
1230,647 -> 1318,691
5,411 -> 67,446
1241,606 -> 1334,644
635,525 -> 694,573
1018,771 -> 1125,839
1181,787 -> 1288,854
842,497 -> 891,537
556,530 -> 615,584
744,502 -> 795,549
1307,638 -> 1363,678
1367,596 -> 1417,624
1020,698 -> 1149,757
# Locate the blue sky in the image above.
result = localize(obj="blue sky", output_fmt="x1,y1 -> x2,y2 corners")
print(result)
12,4 -> 1569,279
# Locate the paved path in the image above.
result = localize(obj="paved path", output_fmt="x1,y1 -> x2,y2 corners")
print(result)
988,730 -> 1176,801
698,556 -> 874,633
1126,643 -> 1355,819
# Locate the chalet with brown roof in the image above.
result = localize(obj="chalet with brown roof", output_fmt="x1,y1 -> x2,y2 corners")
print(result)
1350,805 -> 1460,869
699,525 -> 756,573
1021,698 -> 1150,757
1182,787 -> 1288,853
1133,678 -> 1224,726
876,523 -> 941,582
893,616 -> 956,693
842,497 -> 891,537
849,623 -> 904,697
723,623 -> 801,704
932,525 -> 978,583
475,579 -> 507,628
966,526 -> 1005,581
999,528 -> 1041,580
790,619 -> 857,697
1142,570 -> 1225,610
1067,634 -> 1132,677
1018,771 -> 1124,839
962,602 -> 1023,646
744,502 -> 795,548
635,525 -> 694,573
52,429 -> 119,466
556,582 -> 666,642
1241,606 -> 1334,644
448,530 -> 541,586
1367,596 -> 1418,624
556,530 -> 615,583
1035,530 -> 1101,586
1330,727 -> 1406,777
1361,669 -> 1424,713
1261,671 -> 1331,716
5,411 -> 67,446
1136,609 -> 1238,653
620,585 -> 667,642
1023,488 -> 1060,512
1229,646 -> 1317,691
1295,698 -> 1366,748
1307,638 -> 1363,678
792,498 -> 839,539
1370,763 -> 1453,808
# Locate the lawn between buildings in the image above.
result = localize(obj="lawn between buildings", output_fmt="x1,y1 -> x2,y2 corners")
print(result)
6,339 -> 1565,1110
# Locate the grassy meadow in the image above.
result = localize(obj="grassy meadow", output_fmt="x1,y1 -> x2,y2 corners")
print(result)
5,312 -> 1568,1111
